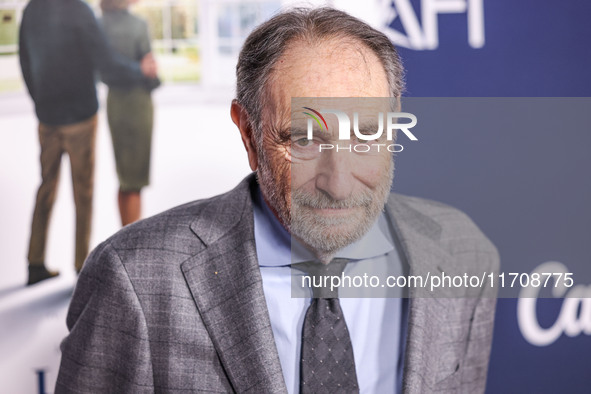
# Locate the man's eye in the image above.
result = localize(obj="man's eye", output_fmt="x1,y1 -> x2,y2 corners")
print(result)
355,135 -> 370,143
295,138 -> 311,146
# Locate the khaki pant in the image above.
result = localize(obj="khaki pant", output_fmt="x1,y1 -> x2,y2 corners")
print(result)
28,115 -> 97,272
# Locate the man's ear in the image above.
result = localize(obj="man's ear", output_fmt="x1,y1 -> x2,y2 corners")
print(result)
231,100 -> 258,171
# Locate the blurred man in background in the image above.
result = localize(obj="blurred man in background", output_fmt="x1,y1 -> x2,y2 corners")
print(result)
19,0 -> 157,285
100,0 -> 161,227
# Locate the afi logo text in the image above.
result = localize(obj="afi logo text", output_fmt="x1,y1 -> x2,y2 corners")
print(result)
383,0 -> 485,50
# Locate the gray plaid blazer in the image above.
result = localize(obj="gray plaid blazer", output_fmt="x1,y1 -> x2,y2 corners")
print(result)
56,174 -> 499,393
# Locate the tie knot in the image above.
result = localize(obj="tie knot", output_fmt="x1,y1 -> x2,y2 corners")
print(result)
292,258 -> 350,298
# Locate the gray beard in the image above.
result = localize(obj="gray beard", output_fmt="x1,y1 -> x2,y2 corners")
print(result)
290,160 -> 393,256
257,142 -> 394,257
256,153 -> 292,232
258,153 -> 394,257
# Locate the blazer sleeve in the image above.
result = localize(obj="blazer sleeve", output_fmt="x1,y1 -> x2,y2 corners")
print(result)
457,242 -> 500,393
463,282 -> 498,391
55,242 -> 154,393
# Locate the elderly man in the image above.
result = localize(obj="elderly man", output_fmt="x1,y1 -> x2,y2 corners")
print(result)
56,7 -> 498,393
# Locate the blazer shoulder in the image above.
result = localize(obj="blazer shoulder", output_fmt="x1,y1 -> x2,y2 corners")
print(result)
105,197 -> 210,252
104,175 -> 254,255
390,193 -> 477,228
389,193 -> 499,268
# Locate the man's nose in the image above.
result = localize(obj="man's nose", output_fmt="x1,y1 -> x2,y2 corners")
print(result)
314,150 -> 355,200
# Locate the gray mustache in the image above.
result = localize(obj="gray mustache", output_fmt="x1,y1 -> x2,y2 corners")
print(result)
292,190 -> 373,210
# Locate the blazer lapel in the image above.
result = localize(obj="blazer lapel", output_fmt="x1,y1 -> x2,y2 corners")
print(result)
181,176 -> 287,393
386,194 -> 455,392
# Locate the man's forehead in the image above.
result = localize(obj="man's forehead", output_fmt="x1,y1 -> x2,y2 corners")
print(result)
269,36 -> 390,103
291,98 -> 393,122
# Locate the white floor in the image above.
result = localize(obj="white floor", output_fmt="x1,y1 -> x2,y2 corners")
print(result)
0,83 -> 252,392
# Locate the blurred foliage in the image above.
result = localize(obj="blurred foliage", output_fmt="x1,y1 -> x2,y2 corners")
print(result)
154,42 -> 200,83
132,1 -> 200,82
0,77 -> 22,92
134,7 -> 164,39
1,1 -> 206,91
133,2 -> 198,41
0,10 -> 17,47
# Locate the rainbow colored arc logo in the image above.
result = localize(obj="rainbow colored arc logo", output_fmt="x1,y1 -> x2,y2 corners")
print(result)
302,107 -> 328,131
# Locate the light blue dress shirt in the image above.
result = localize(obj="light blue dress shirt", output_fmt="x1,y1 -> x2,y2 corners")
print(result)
252,188 -> 405,393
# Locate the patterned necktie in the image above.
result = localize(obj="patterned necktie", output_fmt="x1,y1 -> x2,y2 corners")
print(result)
292,258 -> 359,393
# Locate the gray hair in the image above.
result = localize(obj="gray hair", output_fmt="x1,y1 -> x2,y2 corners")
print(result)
235,7 -> 405,142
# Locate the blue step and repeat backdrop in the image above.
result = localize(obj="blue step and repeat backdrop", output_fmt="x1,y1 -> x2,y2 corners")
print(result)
379,0 -> 591,392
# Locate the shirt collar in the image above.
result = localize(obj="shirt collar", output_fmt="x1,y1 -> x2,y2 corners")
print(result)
253,186 -> 394,267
